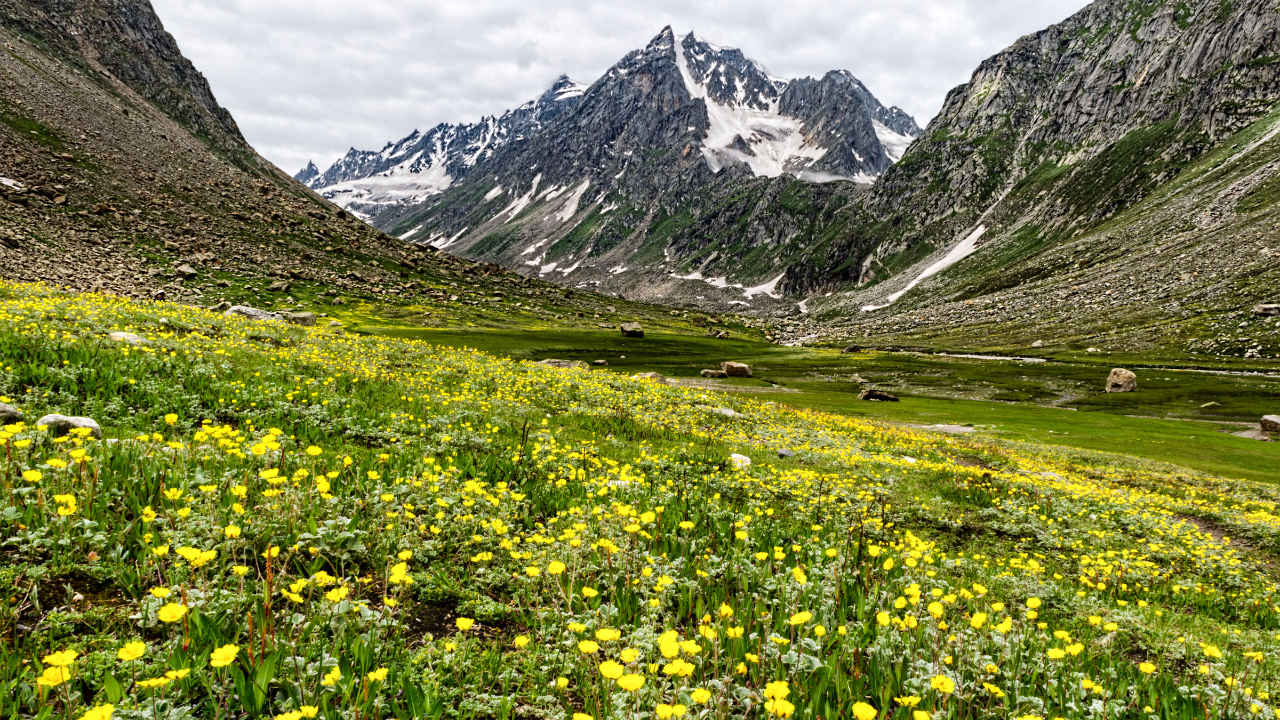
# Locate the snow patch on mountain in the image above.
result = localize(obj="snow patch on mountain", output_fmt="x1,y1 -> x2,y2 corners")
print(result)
497,174 -> 542,223
675,33 -> 827,178
555,180 -> 591,222
873,120 -> 916,163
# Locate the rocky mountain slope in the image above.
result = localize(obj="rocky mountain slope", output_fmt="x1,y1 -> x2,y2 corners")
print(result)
770,0 -> 1280,359
0,0 -> 547,313
312,28 -> 919,309
297,76 -> 589,219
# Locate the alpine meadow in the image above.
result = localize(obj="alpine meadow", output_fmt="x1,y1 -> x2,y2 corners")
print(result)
2,0 -> 1280,720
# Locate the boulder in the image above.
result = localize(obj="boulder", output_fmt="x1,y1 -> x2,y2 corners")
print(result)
632,372 -> 667,384
1252,304 -> 1280,317
268,280 -> 291,293
283,312 -> 317,327
722,362 -> 752,378
536,359 -> 589,370
1032,340 -> 1045,349
730,454 -> 751,469
36,414 -> 102,439
707,407 -> 740,418
175,264 -> 198,279
1262,415 -> 1280,433
1106,368 -> 1137,393
0,403 -> 24,425
223,305 -> 283,322
107,332 -> 147,345
778,448 -> 796,459
328,320 -> 343,327
620,322 -> 644,338
701,369 -> 728,378
592,360 -> 609,366
841,345 -> 861,353
858,388 -> 899,402
208,301 -> 232,312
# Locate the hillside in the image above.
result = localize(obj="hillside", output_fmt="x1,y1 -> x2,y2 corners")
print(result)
0,281 -> 1277,719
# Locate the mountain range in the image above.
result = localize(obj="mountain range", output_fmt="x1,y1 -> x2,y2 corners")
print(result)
298,28 -> 922,308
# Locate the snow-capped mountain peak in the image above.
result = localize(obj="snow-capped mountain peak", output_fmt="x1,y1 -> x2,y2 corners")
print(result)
296,75 -> 586,218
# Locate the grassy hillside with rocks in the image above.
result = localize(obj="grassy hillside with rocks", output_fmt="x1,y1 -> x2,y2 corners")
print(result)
0,281 -> 1277,720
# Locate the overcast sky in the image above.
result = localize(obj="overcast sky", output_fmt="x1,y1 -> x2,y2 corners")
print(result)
149,0 -> 1090,175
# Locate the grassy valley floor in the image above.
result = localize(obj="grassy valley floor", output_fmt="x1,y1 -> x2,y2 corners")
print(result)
360,326 -> 1280,485
0,282 -> 1277,720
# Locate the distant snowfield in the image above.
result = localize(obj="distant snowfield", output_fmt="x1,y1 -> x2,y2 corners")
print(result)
319,157 -> 453,217
862,225 -> 987,312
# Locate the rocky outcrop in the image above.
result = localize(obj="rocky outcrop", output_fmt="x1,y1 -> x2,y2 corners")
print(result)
722,362 -> 752,378
37,414 -> 102,439
0,403 -> 23,425
1106,369 -> 1138,393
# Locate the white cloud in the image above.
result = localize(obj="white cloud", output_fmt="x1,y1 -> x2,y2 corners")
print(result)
150,0 -> 1090,174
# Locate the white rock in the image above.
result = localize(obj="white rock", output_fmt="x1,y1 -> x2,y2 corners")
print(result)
107,332 -> 147,345
730,454 -> 751,469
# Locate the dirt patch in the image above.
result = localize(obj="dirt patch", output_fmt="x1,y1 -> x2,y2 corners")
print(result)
47,569 -> 128,608
401,600 -> 459,646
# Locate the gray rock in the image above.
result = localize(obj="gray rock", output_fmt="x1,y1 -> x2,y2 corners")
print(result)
701,369 -> 728,378
1262,415 -> 1280,433
209,301 -> 232,312
223,305 -> 283,322
708,407 -> 739,418
107,332 -> 147,345
175,264 -> 198,279
268,280 -> 291,293
1032,340 -> 1045,348
858,388 -> 899,402
328,320 -> 343,327
722,362 -> 752,378
592,359 -> 609,366
0,403 -> 24,425
537,359 -> 589,370
632,372 -> 667,384
1106,368 -> 1137,393
37,414 -> 102,439
841,345 -> 861,353
284,312 -> 317,327
620,322 -> 644,338
1253,304 -> 1280,317
778,448 -> 796,458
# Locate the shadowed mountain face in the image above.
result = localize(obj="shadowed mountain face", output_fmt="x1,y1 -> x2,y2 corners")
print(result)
314,27 -> 918,311
0,0 -> 462,306
0,0 -> 253,166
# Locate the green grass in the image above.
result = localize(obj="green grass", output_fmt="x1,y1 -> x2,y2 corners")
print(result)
1,283 -> 1278,720
368,327 -> 1280,483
